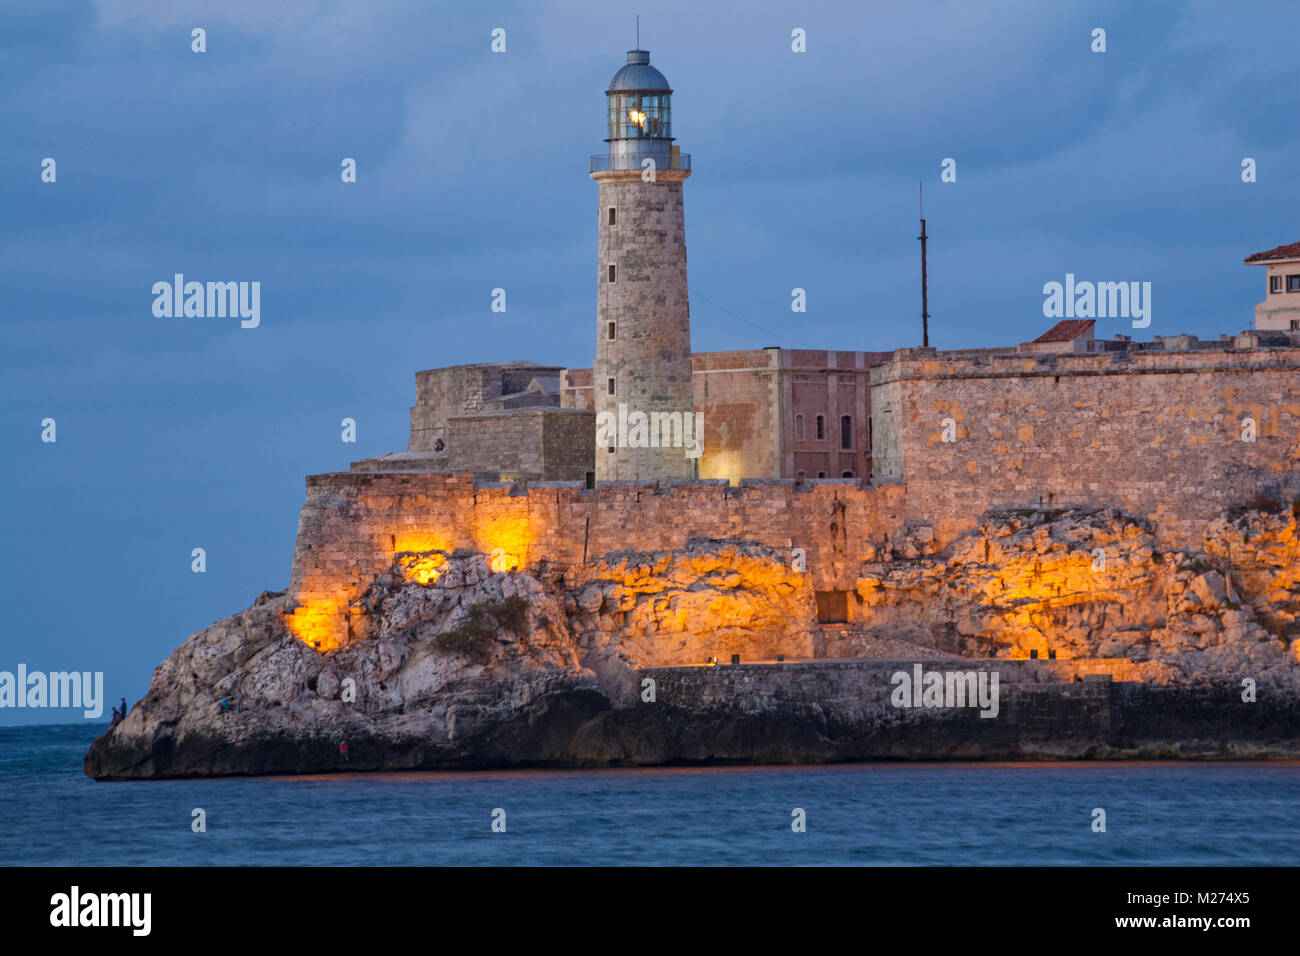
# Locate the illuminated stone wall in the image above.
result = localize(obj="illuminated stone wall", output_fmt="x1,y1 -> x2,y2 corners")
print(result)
286,472 -> 908,651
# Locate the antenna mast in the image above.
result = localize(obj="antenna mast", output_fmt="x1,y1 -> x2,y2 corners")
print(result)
918,183 -> 930,348
636,15 -> 640,48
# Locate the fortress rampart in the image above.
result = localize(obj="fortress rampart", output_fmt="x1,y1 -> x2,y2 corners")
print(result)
873,347 -> 1300,548
286,472 -> 908,649
286,345 -> 1300,652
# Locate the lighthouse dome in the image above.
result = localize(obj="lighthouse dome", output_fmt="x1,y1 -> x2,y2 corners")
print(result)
607,50 -> 672,92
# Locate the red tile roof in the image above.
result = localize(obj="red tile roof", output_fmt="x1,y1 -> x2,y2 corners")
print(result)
1033,319 -> 1095,343
1244,241 -> 1300,263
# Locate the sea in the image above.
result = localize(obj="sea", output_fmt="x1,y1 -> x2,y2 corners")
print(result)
3,724 -> 1298,866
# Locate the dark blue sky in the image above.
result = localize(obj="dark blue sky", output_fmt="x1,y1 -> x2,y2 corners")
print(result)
3,0 -> 1297,723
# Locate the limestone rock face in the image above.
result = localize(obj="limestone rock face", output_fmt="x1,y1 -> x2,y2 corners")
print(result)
566,537 -> 815,671
847,507 -> 1299,683
1205,507 -> 1300,638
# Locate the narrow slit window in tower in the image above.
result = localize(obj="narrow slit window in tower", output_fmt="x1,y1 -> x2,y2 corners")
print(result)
608,264 -> 616,283
608,207 -> 616,226
607,377 -> 616,395
608,322 -> 616,340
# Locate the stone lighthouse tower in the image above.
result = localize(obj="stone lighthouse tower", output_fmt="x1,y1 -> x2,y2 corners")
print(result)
591,49 -> 697,482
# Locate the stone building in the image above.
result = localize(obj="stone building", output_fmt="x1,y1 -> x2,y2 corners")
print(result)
354,361 -> 594,482
566,348 -> 893,482
1017,318 -> 1095,354
1246,241 -> 1300,331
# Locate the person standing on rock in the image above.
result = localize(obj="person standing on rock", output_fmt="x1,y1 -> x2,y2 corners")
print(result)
120,697 -> 128,718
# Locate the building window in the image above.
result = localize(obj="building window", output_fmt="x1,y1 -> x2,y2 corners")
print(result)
1288,275 -> 1300,292
795,470 -> 806,481
841,471 -> 855,478
607,377 -> 615,395
608,207 -> 616,226
608,322 -> 616,340
1292,320 -> 1300,330
817,471 -> 826,478
794,414 -> 805,441
840,415 -> 853,450
1271,275 -> 1284,294
608,264 -> 616,283
815,415 -> 825,440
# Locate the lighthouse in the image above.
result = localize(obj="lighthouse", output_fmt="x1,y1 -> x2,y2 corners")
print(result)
591,49 -> 697,482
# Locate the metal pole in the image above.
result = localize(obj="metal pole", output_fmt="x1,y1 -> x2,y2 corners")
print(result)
919,183 -> 930,348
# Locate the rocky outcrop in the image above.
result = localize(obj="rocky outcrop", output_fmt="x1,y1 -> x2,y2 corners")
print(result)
847,506 -> 1300,682
564,538 -> 815,674
86,540 -> 812,778
85,511 -> 1300,779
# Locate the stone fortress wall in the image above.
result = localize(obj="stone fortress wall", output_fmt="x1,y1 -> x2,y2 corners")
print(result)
875,346 -> 1300,549
286,343 -> 1300,652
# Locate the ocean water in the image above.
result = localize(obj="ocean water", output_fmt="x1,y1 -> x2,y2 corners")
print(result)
2,724 -> 1298,866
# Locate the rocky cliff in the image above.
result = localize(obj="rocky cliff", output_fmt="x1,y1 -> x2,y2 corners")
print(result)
85,507 -> 1300,779
847,504 -> 1300,679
